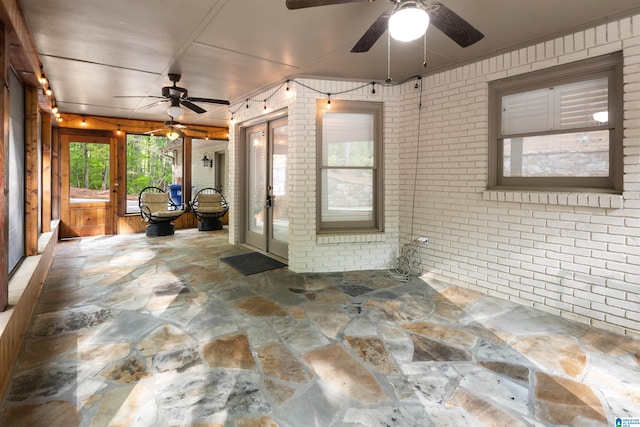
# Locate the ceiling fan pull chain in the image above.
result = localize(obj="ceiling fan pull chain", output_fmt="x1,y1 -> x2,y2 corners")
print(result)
386,31 -> 392,83
423,31 -> 427,68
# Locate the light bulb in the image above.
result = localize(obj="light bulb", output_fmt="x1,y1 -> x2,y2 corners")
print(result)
52,106 -> 59,114
167,105 -> 184,118
45,88 -> 53,96
389,5 -> 430,42
167,131 -> 180,140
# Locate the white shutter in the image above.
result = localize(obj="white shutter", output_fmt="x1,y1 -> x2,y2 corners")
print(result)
502,77 -> 608,135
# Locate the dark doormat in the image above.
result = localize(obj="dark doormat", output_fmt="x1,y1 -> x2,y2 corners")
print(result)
220,252 -> 287,276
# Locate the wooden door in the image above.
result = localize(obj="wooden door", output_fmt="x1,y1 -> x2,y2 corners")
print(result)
60,132 -> 117,238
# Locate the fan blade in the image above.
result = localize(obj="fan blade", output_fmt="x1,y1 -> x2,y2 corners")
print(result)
144,127 -> 166,135
181,100 -> 207,114
113,95 -> 164,99
351,9 -> 392,53
286,0 -> 372,10
427,2 -> 484,48
187,97 -> 230,106
164,121 -> 188,129
141,99 -> 168,110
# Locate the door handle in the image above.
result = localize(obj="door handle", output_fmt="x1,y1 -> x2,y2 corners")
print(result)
266,195 -> 272,209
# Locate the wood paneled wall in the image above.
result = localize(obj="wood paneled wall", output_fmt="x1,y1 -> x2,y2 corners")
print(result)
0,227 -> 58,400
57,113 -> 229,140
57,114 -> 227,235
25,86 -> 39,256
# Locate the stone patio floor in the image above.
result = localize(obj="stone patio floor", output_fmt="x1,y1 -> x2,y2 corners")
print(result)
0,228 -> 639,426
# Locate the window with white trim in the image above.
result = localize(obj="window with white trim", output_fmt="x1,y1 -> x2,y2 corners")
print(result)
489,53 -> 623,192
316,99 -> 383,232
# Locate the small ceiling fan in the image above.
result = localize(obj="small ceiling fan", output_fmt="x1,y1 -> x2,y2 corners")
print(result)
145,119 -> 208,141
115,73 -> 230,118
286,0 -> 484,52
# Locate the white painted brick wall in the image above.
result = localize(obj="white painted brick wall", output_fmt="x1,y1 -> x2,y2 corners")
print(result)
402,14 -> 640,337
225,14 -> 640,337
228,79 -> 400,273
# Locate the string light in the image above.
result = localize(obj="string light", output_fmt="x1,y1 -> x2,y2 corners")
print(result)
81,116 -> 87,127
39,64 -> 47,86
226,78 -> 413,124
285,80 -> 293,99
51,105 -> 59,115
45,87 -> 52,96
117,125 -> 122,135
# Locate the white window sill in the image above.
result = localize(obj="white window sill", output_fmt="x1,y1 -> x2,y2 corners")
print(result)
483,190 -> 623,208
316,232 -> 386,244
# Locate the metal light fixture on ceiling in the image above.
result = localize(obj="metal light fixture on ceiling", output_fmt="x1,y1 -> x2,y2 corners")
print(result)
167,98 -> 184,119
167,130 -> 181,141
388,2 -> 430,42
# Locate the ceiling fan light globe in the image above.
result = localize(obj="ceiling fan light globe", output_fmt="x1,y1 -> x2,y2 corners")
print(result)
389,6 -> 429,42
167,131 -> 180,141
167,105 -> 184,118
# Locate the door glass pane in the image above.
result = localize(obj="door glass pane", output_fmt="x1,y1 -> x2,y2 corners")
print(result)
272,124 -> 288,243
249,129 -> 266,235
69,142 -> 110,203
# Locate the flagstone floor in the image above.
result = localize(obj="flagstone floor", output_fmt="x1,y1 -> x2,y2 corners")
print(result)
1,228 -> 639,427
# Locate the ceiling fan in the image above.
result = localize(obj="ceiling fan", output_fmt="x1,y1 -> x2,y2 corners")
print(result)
116,73 -> 230,118
145,119 -> 208,141
285,0 -> 484,52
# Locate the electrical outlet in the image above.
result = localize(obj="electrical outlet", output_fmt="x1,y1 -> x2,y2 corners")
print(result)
416,236 -> 429,244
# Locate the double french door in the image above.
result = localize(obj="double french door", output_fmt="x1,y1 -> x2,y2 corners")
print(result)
244,118 -> 288,259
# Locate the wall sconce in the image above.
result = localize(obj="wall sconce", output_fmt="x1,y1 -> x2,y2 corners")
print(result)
202,152 -> 213,168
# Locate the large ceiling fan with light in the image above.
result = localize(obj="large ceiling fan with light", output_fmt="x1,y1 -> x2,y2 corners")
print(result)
286,0 -> 484,52
145,119 -> 209,141
115,73 -> 230,119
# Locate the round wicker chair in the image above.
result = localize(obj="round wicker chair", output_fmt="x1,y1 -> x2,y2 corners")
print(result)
191,187 -> 229,231
138,186 -> 185,236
